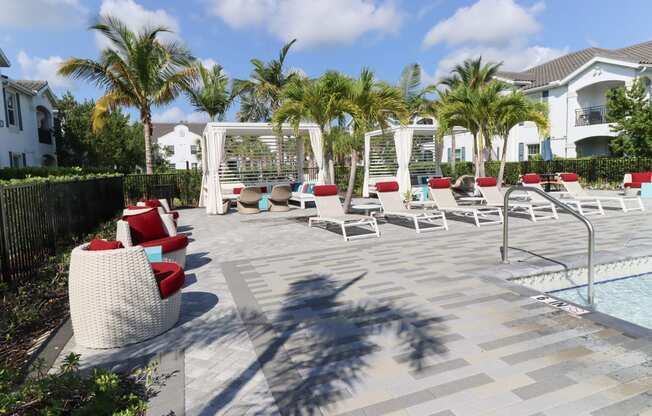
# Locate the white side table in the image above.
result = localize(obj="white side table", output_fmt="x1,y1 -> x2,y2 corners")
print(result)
351,203 -> 383,216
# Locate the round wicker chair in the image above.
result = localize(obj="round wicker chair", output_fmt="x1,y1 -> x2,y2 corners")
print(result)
68,244 -> 182,349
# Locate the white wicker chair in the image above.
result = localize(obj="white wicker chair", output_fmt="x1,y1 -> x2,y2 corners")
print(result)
68,243 -> 182,349
117,209 -> 186,267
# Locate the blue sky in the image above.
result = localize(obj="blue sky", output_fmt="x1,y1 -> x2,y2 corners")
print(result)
2,0 -> 652,122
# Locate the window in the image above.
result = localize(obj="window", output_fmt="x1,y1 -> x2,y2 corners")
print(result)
9,152 -> 25,168
6,94 -> 15,127
191,163 -> 198,169
541,90 -> 549,102
518,143 -> 525,161
448,147 -> 466,162
164,145 -> 175,155
190,145 -> 198,155
527,144 -> 540,156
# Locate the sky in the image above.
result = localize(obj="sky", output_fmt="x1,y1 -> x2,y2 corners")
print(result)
2,0 -> 652,123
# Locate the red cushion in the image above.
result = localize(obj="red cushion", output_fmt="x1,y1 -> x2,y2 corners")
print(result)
87,239 -> 124,251
123,209 -> 168,244
313,185 -> 338,196
428,178 -> 451,189
233,187 -> 242,195
521,174 -> 541,184
151,262 -> 185,299
140,234 -> 188,253
376,181 -> 399,192
559,173 -> 578,182
631,172 -> 652,183
144,199 -> 162,208
170,211 -> 179,220
624,182 -> 642,188
476,177 -> 497,187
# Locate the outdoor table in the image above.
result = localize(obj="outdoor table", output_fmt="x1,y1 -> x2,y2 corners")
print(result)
259,193 -> 271,210
351,203 -> 382,216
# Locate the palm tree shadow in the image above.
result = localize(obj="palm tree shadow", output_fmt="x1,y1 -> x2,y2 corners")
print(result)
201,273 -> 447,416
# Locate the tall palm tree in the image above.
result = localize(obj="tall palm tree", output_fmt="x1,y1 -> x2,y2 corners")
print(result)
273,71 -> 355,185
345,68 -> 407,211
439,56 -> 502,91
186,62 -> 233,121
492,93 -> 549,187
58,16 -> 197,174
234,39 -> 297,122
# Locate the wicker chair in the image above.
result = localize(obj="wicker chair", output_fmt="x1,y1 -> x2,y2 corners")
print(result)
117,209 -> 187,267
68,244 -> 182,348
237,187 -> 262,214
269,185 -> 292,212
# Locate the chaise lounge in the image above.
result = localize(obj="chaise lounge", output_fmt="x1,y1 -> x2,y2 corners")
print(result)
375,181 -> 447,233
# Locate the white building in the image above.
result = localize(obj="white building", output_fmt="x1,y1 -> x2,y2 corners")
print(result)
0,48 -> 58,167
440,40 -> 652,162
152,123 -> 203,169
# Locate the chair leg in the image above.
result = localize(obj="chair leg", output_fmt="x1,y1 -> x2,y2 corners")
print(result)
473,210 -> 480,227
638,197 -> 645,212
597,200 -> 605,216
413,216 -> 420,233
341,223 -> 348,241
551,204 -> 558,219
620,198 -> 627,212
529,206 -> 536,222
373,218 -> 380,237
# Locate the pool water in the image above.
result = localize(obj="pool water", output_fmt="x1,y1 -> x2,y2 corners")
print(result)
551,273 -> 652,330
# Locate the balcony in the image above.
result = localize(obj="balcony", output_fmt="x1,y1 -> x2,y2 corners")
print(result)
575,105 -> 608,127
38,128 -> 52,144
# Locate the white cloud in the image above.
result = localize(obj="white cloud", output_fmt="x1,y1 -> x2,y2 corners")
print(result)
16,51 -> 73,89
423,0 -> 541,48
207,0 -> 402,49
0,0 -> 87,29
153,107 -> 209,123
96,0 -> 180,49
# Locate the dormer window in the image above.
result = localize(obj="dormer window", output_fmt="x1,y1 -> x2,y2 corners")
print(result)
6,94 -> 15,126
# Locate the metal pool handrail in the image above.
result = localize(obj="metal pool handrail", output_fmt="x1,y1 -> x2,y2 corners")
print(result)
501,185 -> 596,307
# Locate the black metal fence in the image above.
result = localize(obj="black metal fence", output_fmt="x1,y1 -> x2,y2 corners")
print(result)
124,171 -> 202,208
0,176 -> 124,283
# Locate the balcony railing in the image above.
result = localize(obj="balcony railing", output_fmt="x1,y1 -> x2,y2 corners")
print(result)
575,105 -> 608,126
38,128 -> 52,144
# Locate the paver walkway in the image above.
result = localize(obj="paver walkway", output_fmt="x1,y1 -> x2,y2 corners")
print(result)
58,197 -> 652,415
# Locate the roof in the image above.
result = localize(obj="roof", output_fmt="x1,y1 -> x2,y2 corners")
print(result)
13,80 -> 48,93
497,39 -> 652,90
152,123 -> 206,139
0,49 -> 9,68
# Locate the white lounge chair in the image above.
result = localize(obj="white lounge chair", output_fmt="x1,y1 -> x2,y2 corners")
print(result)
557,173 -> 644,213
427,178 -> 503,227
519,173 -> 604,217
476,177 -> 558,222
308,185 -> 380,241
375,181 -> 447,233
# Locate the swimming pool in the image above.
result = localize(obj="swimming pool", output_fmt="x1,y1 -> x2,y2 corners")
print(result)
509,255 -> 652,331
550,273 -> 652,330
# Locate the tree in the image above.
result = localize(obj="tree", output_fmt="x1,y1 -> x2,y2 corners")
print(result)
273,71 -> 355,185
187,62 -> 233,121
234,39 -> 297,122
607,78 -> 652,157
492,92 -> 549,187
345,69 -> 406,211
55,92 -> 145,171
58,16 -> 197,174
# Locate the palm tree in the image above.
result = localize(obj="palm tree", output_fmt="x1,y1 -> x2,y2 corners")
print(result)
233,39 -> 297,122
273,71 -> 355,185
58,16 -> 197,174
186,62 -> 233,121
345,69 -> 406,211
439,56 -> 502,90
492,93 -> 549,187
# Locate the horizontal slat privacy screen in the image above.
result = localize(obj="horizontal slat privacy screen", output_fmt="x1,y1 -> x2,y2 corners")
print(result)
220,135 -> 299,184
369,133 -> 439,179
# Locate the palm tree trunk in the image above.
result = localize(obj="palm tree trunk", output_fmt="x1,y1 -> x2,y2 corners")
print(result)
450,129 -> 456,176
343,149 -> 357,213
143,112 -> 153,174
476,131 -> 485,177
434,136 -> 443,177
497,135 -> 509,189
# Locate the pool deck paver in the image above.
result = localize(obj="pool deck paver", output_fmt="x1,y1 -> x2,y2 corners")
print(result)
56,195 -> 652,415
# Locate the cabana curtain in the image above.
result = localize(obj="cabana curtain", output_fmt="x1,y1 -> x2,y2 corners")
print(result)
394,127 -> 414,195
205,127 -> 227,215
308,127 -> 327,184
198,133 -> 209,207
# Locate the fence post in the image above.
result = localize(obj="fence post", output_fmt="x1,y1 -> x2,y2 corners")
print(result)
0,187 -> 11,282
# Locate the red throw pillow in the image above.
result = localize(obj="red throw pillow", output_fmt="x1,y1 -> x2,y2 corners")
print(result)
376,181 -> 400,192
428,178 -> 451,189
233,187 -> 242,195
144,199 -> 162,208
559,173 -> 578,182
313,185 -> 338,196
88,239 -> 124,251
151,262 -> 185,299
624,182 -> 642,188
123,209 -> 168,244
521,174 -> 541,184
631,172 -> 652,183
476,177 -> 497,187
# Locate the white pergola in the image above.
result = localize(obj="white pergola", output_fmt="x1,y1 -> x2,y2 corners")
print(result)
199,122 -> 323,215
362,124 -> 439,197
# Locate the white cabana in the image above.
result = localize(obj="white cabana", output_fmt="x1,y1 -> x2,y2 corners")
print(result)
363,124 -> 439,197
200,122 -> 323,215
